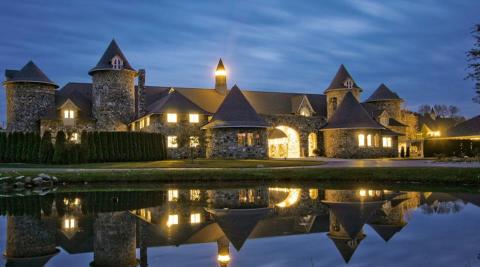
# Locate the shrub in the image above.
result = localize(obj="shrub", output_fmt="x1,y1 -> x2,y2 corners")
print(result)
39,131 -> 54,164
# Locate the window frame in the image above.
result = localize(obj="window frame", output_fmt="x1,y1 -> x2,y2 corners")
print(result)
166,113 -> 178,123
358,134 -> 365,147
167,136 -> 178,148
189,113 -> 199,123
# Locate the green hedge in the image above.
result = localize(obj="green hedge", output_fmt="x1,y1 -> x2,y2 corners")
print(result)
424,139 -> 480,157
0,131 -> 167,164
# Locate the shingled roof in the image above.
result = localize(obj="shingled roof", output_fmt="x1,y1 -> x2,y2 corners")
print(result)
446,115 -> 480,137
369,224 -> 405,242
89,39 -> 135,75
4,61 -> 58,88
365,84 -> 402,102
325,64 -> 360,92
202,85 -> 269,129
321,92 -> 385,130
328,234 -> 365,263
146,88 -> 210,115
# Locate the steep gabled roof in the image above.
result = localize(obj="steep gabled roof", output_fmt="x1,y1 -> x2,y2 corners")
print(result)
205,208 -> 272,251
322,92 -> 385,130
216,58 -> 226,71
4,61 -> 58,88
328,234 -> 365,263
369,224 -> 405,242
146,88 -> 210,115
325,64 -> 360,92
202,85 -> 269,129
89,39 -> 135,75
446,115 -> 480,137
365,84 -> 402,102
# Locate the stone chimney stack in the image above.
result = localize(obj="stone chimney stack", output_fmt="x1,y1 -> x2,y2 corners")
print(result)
137,69 -> 146,117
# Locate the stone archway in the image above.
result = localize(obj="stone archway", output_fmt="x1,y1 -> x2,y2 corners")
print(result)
268,126 -> 300,158
308,132 -> 317,157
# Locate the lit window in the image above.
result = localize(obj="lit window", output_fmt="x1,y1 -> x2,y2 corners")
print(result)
146,116 -> 150,127
131,123 -> 136,131
238,133 -> 246,146
344,79 -> 354,89
382,137 -> 392,148
358,134 -> 365,147
168,189 -> 178,201
374,134 -> 380,147
189,113 -> 199,123
215,69 -> 227,76
167,113 -> 177,123
166,214 -> 178,227
218,254 -> 231,263
167,136 -> 178,148
359,189 -> 367,197
139,119 -> 145,129
190,189 -> 201,201
64,109 -> 75,119
247,133 -> 254,146
190,136 -> 200,148
309,189 -> 318,200
111,55 -> 123,70
70,132 -> 78,142
428,131 -> 441,137
190,213 -> 201,224
367,134 -> 372,147
63,217 -> 76,230
300,108 -> 310,117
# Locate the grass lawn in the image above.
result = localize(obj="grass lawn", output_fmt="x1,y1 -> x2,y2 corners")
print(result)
0,159 -> 323,169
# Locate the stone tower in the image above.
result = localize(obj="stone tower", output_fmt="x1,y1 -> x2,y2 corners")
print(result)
215,59 -> 227,95
324,64 -> 362,120
364,83 -> 404,120
89,39 -> 137,131
4,61 -> 58,132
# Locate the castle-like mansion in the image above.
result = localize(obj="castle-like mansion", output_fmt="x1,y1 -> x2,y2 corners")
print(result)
4,40 -> 429,159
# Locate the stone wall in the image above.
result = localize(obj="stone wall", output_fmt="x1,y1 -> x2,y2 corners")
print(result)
262,114 -> 325,157
323,129 -> 398,158
40,119 -> 96,139
205,128 -> 267,159
5,82 -> 56,132
92,70 -> 136,131
368,100 -> 403,120
325,88 -> 361,120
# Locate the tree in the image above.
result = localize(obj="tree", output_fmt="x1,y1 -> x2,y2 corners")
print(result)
406,146 -> 410,158
433,104 -> 448,118
53,131 -> 67,164
400,146 -> 405,158
466,23 -> 480,103
0,132 -> 6,162
447,105 -> 460,118
39,131 -> 54,164
418,104 -> 432,114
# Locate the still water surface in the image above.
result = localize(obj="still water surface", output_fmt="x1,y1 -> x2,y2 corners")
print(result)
0,184 -> 479,267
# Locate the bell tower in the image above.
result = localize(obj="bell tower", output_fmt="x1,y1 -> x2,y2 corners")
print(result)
215,59 -> 227,95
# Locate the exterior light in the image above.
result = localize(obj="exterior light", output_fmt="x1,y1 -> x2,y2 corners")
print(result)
217,254 -> 231,263
275,188 -> 301,208
166,214 -> 179,227
215,69 -> 227,76
359,190 -> 367,197
167,113 -> 177,123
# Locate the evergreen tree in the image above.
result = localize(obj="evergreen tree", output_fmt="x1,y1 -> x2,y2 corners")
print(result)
31,133 -> 41,163
100,132 -> 109,161
400,146 -> 405,158
0,132 -> 6,162
95,132 -> 104,162
39,131 -> 54,164
406,146 -> 411,158
53,131 -> 67,164
15,132 -> 25,162
79,131 -> 89,163
467,23 -> 480,103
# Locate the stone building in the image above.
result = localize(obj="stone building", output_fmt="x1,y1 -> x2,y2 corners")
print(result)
4,39 -> 427,159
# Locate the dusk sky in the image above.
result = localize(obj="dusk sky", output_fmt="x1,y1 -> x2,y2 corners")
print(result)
1,0 -> 479,124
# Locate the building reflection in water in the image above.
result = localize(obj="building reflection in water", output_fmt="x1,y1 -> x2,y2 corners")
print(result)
0,187 -> 476,266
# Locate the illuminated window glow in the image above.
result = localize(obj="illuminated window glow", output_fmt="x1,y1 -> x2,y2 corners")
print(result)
140,119 -> 145,129
190,136 -> 199,148
382,137 -> 392,148
367,134 -> 372,147
70,132 -> 78,142
189,113 -> 199,123
146,116 -> 150,127
166,214 -> 178,227
358,134 -> 365,147
428,131 -> 441,137
359,189 -> 367,197
218,254 -> 231,263
64,109 -> 75,119
190,189 -> 201,201
167,113 -> 177,123
168,189 -> 178,201
63,218 -> 76,230
190,213 -> 201,224
309,189 -> 318,200
167,136 -> 178,148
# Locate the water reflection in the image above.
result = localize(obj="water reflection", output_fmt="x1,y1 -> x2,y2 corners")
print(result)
0,187 -> 478,266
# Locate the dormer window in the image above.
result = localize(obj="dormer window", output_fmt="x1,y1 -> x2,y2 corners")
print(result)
64,109 -> 75,119
344,79 -> 354,89
299,107 -> 311,117
111,55 -> 123,70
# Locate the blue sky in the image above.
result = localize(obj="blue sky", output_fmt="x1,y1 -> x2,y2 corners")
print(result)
1,0 -> 479,124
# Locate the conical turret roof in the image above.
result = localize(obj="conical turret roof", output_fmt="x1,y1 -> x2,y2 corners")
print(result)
89,39 -> 135,75
325,64 -> 360,92
365,83 -> 402,102
216,59 -> 226,71
202,85 -> 269,129
321,92 -> 385,130
328,234 -> 365,263
369,224 -> 405,242
4,61 -> 58,88
205,208 -> 272,251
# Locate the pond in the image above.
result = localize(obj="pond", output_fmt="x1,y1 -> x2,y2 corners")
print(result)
0,184 -> 479,267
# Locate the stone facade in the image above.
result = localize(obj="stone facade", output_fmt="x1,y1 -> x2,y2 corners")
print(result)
323,129 -> 398,158
205,128 -> 267,159
326,88 -> 361,120
40,118 -> 96,138
5,82 -> 56,132
369,100 -> 403,120
91,70 -> 137,131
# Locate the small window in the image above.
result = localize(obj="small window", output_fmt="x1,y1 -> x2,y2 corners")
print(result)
344,79 -> 354,89
111,55 -> 123,70
189,136 -> 199,148
255,133 -> 261,146
70,132 -> 78,142
139,119 -> 145,129
131,123 -> 136,131
167,136 -> 178,148
168,189 -> 178,201
146,116 -> 150,127
247,133 -> 254,146
167,113 -> 177,123
382,137 -> 392,148
190,213 -> 201,224
331,97 -> 338,111
189,113 -> 199,123
358,134 -> 365,147
63,217 -> 76,230
367,134 -> 372,147
238,133 -> 246,146
300,108 -> 310,117
167,214 -> 178,227
64,109 -> 75,119
190,189 -> 201,201
374,134 -> 380,147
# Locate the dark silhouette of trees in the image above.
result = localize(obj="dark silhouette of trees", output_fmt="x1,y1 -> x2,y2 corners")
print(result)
467,23 -> 480,103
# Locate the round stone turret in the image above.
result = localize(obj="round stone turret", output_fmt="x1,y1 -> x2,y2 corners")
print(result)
364,83 -> 404,120
89,40 -> 137,131
4,61 -> 58,132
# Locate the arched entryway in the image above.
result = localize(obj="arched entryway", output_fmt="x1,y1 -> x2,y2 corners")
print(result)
268,126 -> 300,158
308,132 -> 317,157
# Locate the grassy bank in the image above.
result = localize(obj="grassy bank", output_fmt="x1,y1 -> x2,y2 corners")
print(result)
3,167 -> 480,185
0,159 -> 322,169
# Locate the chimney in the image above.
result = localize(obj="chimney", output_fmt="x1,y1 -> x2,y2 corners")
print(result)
137,69 -> 146,117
